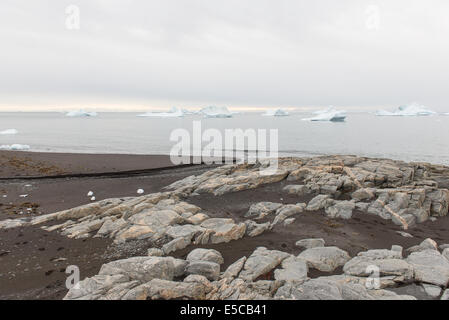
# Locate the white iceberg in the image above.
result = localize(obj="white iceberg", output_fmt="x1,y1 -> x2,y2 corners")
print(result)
66,110 -> 98,117
199,106 -> 233,118
181,108 -> 200,115
376,103 -> 436,117
302,107 -> 347,122
0,129 -> 18,135
262,109 -> 289,117
313,106 -> 338,115
137,107 -> 184,118
0,144 -> 31,151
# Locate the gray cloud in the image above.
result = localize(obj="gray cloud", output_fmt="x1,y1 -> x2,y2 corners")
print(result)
0,0 -> 448,110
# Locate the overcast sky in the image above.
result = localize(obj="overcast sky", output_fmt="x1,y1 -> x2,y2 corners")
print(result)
0,0 -> 448,111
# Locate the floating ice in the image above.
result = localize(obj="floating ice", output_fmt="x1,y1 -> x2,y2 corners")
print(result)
313,106 -> 338,115
0,129 -> 18,135
90,196 -> 96,201
262,109 -> 289,117
199,106 -> 233,118
0,144 -> 31,151
137,107 -> 184,118
181,109 -> 199,115
137,189 -> 144,194
87,191 -> 94,197
66,110 -> 98,117
302,107 -> 347,122
376,103 -> 436,117
19,194 -> 28,198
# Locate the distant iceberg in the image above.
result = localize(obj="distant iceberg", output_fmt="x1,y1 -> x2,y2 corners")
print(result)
199,106 -> 233,118
181,109 -> 199,115
0,129 -> 18,135
262,109 -> 289,117
313,106 -> 338,115
376,103 -> 436,117
137,107 -> 184,118
66,110 -> 98,117
0,144 -> 30,151
303,107 -> 347,122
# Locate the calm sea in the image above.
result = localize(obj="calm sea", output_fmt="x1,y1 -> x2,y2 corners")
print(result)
1,112 -> 449,165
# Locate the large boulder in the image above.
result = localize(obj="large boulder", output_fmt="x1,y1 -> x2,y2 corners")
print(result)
186,248 -> 224,265
238,247 -> 290,281
186,261 -> 221,281
406,249 -> 449,287
298,247 -> 350,272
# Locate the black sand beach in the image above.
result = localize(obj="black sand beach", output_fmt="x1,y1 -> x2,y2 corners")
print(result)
1,151 -> 449,300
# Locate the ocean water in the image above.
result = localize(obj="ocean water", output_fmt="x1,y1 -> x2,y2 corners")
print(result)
1,112 -> 449,165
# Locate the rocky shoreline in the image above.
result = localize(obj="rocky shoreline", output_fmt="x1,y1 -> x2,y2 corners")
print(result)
2,155 -> 449,300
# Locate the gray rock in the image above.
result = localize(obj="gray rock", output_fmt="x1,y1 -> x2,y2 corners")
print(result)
272,204 -> 306,226
98,256 -> 176,282
221,257 -> 247,279
397,231 -> 413,238
122,278 -> 208,300
391,245 -> 403,257
351,188 -> 376,201
298,246 -> 350,272
295,238 -> 325,249
406,249 -> 449,287
162,237 -> 191,255
274,257 -> 308,283
245,220 -> 271,237
239,247 -> 290,281
147,248 -> 164,257
245,202 -> 283,219
283,218 -> 296,226
200,218 -> 246,244
441,289 -> 449,300
343,256 -> 414,282
306,195 -> 333,211
442,248 -> 449,261
283,185 -> 309,195
275,278 -> 343,300
186,248 -> 224,265
186,261 -> 220,281
357,249 -> 403,260
421,284 -> 442,298
325,200 -> 356,219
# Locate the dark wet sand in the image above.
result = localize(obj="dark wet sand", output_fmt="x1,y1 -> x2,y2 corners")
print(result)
0,151 -> 213,299
0,151 -> 177,178
1,151 -> 449,300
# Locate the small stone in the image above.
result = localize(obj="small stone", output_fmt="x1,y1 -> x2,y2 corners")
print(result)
295,238 -> 325,249
396,231 -> 413,238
